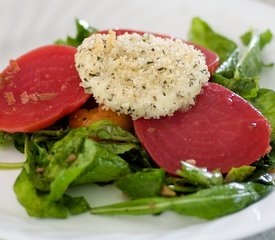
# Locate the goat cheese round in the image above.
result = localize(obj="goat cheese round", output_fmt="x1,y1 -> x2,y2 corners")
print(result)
75,30 -> 210,119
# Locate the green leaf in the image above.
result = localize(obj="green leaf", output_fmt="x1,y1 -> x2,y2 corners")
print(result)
165,176 -> 199,193
213,74 -> 260,99
268,141 -> 275,168
13,121 -> 138,218
241,29 -> 273,49
0,131 -> 12,144
170,182 -> 272,219
224,166 -> 256,183
11,133 -> 27,153
88,120 -> 138,142
31,128 -> 69,145
176,161 -> 223,188
14,169 -> 68,218
0,131 -> 27,153
55,19 -> 97,47
46,139 -> 98,201
215,49 -> 239,78
116,169 -> 165,199
249,89 -> 275,141
91,183 -> 273,220
192,18 -> 273,101
241,31 -> 252,46
62,195 -> 91,215
213,30 -> 272,100
189,17 -> 237,63
252,144 -> 275,171
74,144 -> 131,184
14,169 -> 91,218
167,184 -> 198,193
247,169 -> 274,186
99,142 -> 138,155
44,127 -> 94,167
24,135 -> 52,191
235,34 -> 264,79
249,144 -> 275,185
120,146 -> 156,171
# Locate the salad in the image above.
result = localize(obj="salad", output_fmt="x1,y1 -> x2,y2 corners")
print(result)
0,17 -> 274,220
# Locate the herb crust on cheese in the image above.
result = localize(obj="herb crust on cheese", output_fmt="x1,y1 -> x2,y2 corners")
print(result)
75,30 -> 210,119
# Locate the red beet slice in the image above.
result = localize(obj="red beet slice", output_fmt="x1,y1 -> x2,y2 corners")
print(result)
0,45 -> 90,133
134,83 -> 271,173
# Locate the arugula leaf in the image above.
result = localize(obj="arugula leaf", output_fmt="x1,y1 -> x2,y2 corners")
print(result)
62,195 -> 91,215
213,73 -> 260,99
249,141 -> 275,185
0,131 -> 12,144
120,146 -> 157,171
235,34 -> 265,79
224,166 -> 256,183
116,168 -> 165,199
249,89 -> 275,141
189,17 -> 237,63
215,49 -> 239,78
14,169 -> 68,218
55,19 -> 97,47
88,120 -> 138,142
253,142 -> 275,171
14,169 -> 91,218
241,29 -> 273,49
170,182 -> 272,219
176,161 -> 223,188
24,135 -> 52,191
165,176 -> 199,193
74,144 -> 131,185
91,182 -> 272,220
31,128 -> 69,145
46,139 -> 98,201
268,141 -> 275,168
213,30 -> 272,99
13,121 -> 138,217
99,142 -> 137,154
189,17 -> 273,101
11,133 -> 26,153
247,169 -> 274,186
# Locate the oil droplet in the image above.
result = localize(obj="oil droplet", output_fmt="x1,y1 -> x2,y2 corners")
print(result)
225,96 -> 233,105
248,122 -> 257,129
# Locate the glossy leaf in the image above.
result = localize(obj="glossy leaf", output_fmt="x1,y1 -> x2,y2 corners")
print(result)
116,168 -> 165,199
176,161 -> 223,187
189,17 -> 237,63
55,19 -> 97,47
91,183 -> 272,220
224,166 -> 256,183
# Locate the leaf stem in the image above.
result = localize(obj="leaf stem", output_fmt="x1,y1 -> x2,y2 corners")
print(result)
0,161 -> 24,169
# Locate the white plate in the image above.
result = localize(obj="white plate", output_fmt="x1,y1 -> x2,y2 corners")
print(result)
0,0 -> 275,239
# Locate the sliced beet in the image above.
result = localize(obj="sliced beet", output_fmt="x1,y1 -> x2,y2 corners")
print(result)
134,83 -> 271,174
0,45 -> 90,132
